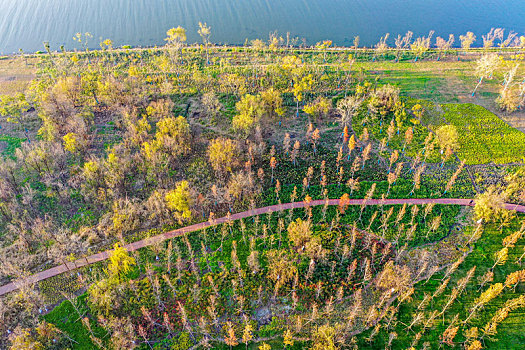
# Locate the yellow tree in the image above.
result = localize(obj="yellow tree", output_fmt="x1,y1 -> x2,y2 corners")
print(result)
492,248 -> 508,270
435,124 -> 459,153
292,74 -> 313,118
261,88 -> 285,121
233,93 -> 265,136
460,31 -> 476,50
410,31 -> 434,62
258,343 -> 271,350
315,40 -> 332,62
224,321 -> 238,349
242,323 -> 253,349
165,26 -> 187,63
304,97 -> 331,121
198,22 -> 212,64
283,329 -> 294,348
107,243 -> 136,278
0,93 -> 31,140
207,137 -> 239,176
165,180 -> 193,224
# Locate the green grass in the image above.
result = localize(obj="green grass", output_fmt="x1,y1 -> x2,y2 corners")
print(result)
0,134 -> 25,156
441,103 -> 525,165
43,294 -> 108,349
355,217 -> 525,349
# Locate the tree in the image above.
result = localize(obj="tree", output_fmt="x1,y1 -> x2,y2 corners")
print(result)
304,97 -> 331,121
142,116 -> 191,166
260,88 -> 285,121
233,93 -> 265,135
107,242 -> 136,278
165,26 -> 187,63
292,74 -> 314,117
410,31 -> 434,61
242,323 -> 253,349
315,40 -> 332,62
207,137 -> 239,175
266,249 -> 297,293
224,321 -> 238,349
374,33 -> 390,60
472,53 -> 501,96
287,218 -> 326,259
435,34 -> 454,60
0,93 -> 31,140
8,322 -> 64,350
165,180 -> 193,224
62,132 -> 82,153
283,329 -> 294,348
201,92 -> 222,119
492,249 -> 508,270
287,218 -> 312,250
311,324 -> 342,350
198,22 -> 212,64
367,84 -> 400,120
337,95 -> 362,127
394,31 -> 413,61
474,187 -> 512,223
496,64 -> 521,112
460,31 -> 476,50
435,124 -> 459,152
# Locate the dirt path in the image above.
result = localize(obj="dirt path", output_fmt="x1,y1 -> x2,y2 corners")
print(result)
1,197 -> 524,297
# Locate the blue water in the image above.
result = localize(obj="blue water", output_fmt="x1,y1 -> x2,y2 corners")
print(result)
0,0 -> 524,54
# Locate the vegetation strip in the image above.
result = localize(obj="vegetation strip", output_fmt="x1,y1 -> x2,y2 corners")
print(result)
1,197 -> 523,297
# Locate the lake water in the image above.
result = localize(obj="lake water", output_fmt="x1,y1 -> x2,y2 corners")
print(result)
1,0 -> 525,54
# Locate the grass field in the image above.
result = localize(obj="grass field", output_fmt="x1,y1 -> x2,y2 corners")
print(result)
440,104 -> 525,165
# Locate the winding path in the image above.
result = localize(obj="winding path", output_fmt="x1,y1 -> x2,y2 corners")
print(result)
1,198 -> 524,297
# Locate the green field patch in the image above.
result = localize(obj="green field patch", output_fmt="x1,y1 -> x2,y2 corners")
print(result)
441,104 -> 525,165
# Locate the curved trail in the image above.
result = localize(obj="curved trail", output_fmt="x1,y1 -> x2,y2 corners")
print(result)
1,198 -> 524,297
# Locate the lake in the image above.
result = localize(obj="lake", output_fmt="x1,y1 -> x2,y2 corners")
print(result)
1,0 -> 524,54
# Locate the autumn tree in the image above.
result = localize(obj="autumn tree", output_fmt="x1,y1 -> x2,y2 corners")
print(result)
287,218 -> 326,259
474,186 -> 514,224
165,180 -> 193,224
201,92 -> 222,119
337,95 -> 362,127
266,249 -> 297,294
304,97 -> 331,121
0,93 -> 31,140
435,124 -> 459,153
460,31 -> 476,50
207,137 -> 239,176
142,115 -> 191,168
410,31 -> 434,61
198,22 -> 212,64
292,74 -> 314,117
261,88 -> 285,121
367,84 -> 400,120
165,26 -> 187,63
472,53 -> 501,96
233,93 -> 265,135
